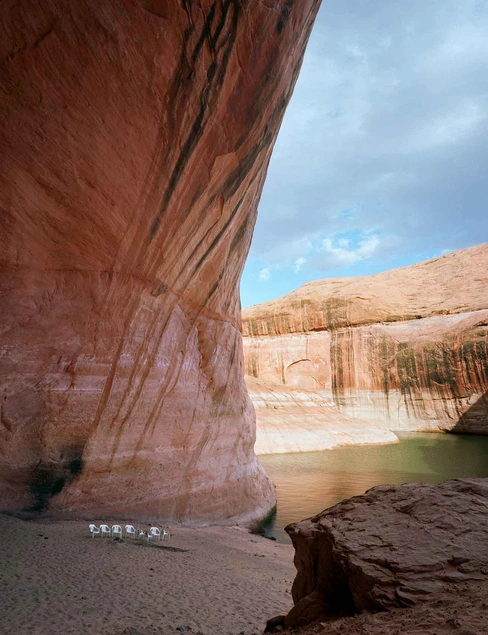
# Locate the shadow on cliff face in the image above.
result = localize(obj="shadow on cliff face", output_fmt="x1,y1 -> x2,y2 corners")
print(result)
26,445 -> 84,512
450,391 -> 488,435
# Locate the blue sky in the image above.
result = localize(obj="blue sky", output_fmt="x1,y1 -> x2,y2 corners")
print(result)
240,0 -> 488,308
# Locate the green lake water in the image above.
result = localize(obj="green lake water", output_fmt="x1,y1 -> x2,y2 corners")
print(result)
258,432 -> 488,542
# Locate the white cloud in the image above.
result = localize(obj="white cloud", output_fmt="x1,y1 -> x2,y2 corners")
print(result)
317,233 -> 381,269
245,0 -> 488,283
261,236 -> 314,267
258,268 -> 271,282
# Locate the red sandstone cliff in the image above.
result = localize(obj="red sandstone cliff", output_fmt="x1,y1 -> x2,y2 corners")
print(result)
243,244 -> 488,448
0,0 -> 321,519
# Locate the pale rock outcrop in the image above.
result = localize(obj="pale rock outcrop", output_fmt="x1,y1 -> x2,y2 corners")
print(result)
243,244 -> 488,445
0,0 -> 321,519
247,377 -> 398,455
278,478 -> 488,629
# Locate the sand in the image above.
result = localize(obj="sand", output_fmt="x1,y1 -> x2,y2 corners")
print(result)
3,514 -> 488,635
0,515 -> 295,635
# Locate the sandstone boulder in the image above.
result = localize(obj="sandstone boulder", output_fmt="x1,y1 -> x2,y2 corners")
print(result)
283,478 -> 488,625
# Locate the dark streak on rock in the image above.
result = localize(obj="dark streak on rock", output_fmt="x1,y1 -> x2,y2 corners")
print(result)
192,190 -> 247,279
186,73 -> 302,287
149,1 -> 239,241
26,445 -> 84,512
277,0 -> 294,34
152,281 -> 168,296
229,218 -> 248,255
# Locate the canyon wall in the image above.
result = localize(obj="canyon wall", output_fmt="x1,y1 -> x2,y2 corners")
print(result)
243,244 -> 488,448
0,0 -> 321,519
247,376 -> 398,455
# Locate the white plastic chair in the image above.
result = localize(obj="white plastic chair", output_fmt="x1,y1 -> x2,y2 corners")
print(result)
89,524 -> 100,539
137,529 -> 147,540
161,529 -> 169,541
100,524 -> 111,538
112,524 -> 122,539
148,527 -> 161,541
125,524 -> 136,539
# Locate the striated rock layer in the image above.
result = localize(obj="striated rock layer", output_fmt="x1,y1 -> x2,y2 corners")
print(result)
279,478 -> 488,629
247,377 -> 398,455
0,0 -> 321,519
243,244 -> 488,442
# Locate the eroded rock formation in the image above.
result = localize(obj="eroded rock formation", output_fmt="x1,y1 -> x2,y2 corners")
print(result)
0,0 -> 320,519
278,478 -> 488,629
248,376 -> 398,455
243,244 -> 488,446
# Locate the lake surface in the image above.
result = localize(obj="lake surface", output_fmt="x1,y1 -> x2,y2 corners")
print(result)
258,432 -> 488,542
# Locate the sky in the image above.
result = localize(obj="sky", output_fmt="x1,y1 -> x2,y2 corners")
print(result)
240,0 -> 488,308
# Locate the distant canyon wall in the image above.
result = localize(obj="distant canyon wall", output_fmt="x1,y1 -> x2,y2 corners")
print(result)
247,376 -> 399,456
0,0 -> 320,519
243,245 -> 488,443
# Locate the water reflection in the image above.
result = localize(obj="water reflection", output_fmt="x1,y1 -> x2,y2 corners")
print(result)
259,432 -> 488,542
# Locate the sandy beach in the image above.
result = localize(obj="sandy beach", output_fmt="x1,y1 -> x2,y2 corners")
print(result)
0,515 -> 295,635
2,512 -> 488,635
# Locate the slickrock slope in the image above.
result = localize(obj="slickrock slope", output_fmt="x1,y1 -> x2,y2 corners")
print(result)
243,244 -> 488,440
0,0 -> 320,519
271,478 -> 488,631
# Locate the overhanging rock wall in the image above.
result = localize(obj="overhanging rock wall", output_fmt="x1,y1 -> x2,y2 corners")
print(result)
0,0 -> 320,519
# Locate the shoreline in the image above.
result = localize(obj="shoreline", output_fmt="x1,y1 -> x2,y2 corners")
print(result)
255,431 -> 399,456
254,417 -> 399,456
